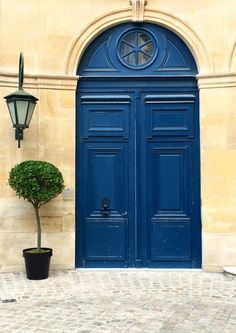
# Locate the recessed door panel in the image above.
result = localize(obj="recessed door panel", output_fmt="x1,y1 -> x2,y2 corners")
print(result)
147,141 -> 193,264
150,221 -> 191,261
85,145 -> 126,215
145,95 -> 195,137
81,95 -> 130,138
85,219 -> 126,260
149,143 -> 190,217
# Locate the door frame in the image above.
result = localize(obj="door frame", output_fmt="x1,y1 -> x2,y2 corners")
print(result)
76,77 -> 201,268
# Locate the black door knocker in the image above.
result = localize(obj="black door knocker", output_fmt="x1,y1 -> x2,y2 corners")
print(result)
100,197 -> 111,217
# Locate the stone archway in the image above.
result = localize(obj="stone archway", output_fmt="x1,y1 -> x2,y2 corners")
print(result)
75,22 -> 201,268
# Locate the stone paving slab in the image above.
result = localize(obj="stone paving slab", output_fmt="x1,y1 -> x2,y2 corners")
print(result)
0,270 -> 236,333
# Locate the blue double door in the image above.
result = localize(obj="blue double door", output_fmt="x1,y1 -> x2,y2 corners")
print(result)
77,79 -> 201,268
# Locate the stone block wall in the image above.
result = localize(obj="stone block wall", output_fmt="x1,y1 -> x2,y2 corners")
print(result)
0,0 -> 236,272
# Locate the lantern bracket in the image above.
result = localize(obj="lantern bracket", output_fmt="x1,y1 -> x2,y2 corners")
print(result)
15,128 -> 23,148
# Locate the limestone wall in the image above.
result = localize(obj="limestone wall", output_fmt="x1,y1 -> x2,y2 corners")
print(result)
0,84 -> 76,271
0,0 -> 236,272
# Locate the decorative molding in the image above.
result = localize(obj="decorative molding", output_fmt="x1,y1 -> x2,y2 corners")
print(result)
81,95 -> 131,101
145,9 -> 212,73
197,73 -> 236,89
145,94 -> 195,101
0,72 -> 79,90
129,0 -> 147,22
65,9 -> 131,74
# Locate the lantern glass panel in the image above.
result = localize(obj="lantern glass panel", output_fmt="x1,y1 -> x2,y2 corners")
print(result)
16,100 -> 29,126
7,101 -> 16,125
25,102 -> 36,127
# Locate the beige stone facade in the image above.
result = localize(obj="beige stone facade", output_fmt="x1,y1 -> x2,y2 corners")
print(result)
0,0 -> 236,272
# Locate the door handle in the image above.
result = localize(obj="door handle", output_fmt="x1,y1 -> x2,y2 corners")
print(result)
122,211 -> 128,225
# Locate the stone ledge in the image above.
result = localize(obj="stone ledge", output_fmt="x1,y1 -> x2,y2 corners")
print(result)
1,71 -> 236,90
0,72 -> 79,90
198,72 -> 236,89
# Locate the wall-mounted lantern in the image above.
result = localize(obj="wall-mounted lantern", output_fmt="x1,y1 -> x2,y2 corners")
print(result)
4,53 -> 38,148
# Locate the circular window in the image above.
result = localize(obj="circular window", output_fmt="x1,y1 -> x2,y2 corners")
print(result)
118,29 -> 157,68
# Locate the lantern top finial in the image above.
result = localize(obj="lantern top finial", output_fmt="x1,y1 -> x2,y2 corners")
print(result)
19,52 -> 24,90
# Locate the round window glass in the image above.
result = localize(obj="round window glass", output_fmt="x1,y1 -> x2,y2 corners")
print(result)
118,30 -> 157,68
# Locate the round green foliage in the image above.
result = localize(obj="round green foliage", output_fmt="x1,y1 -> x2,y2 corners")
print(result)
9,160 -> 65,207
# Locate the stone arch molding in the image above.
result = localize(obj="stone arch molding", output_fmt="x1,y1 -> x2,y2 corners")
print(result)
65,8 -> 212,75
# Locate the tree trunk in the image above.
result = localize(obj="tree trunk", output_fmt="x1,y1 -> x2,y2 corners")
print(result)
34,206 -> 41,252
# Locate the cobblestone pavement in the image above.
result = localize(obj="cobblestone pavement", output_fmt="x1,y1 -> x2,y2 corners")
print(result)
0,269 -> 236,333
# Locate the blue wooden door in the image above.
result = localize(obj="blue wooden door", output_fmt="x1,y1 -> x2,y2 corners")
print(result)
77,93 -> 136,267
76,23 -> 201,268
140,93 -> 201,267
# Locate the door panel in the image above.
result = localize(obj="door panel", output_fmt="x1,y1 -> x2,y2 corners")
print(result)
147,142 -> 193,265
145,94 -> 195,137
81,95 -> 130,138
85,144 -> 127,215
85,219 -> 126,260
149,143 -> 190,217
150,221 -> 191,261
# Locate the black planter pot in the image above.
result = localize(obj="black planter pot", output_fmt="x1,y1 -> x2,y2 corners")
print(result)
23,248 -> 53,280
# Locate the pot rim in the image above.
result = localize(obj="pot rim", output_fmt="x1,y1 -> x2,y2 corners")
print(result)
23,247 -> 53,256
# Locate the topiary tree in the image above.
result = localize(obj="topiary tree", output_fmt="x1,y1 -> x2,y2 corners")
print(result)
8,160 -> 65,252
